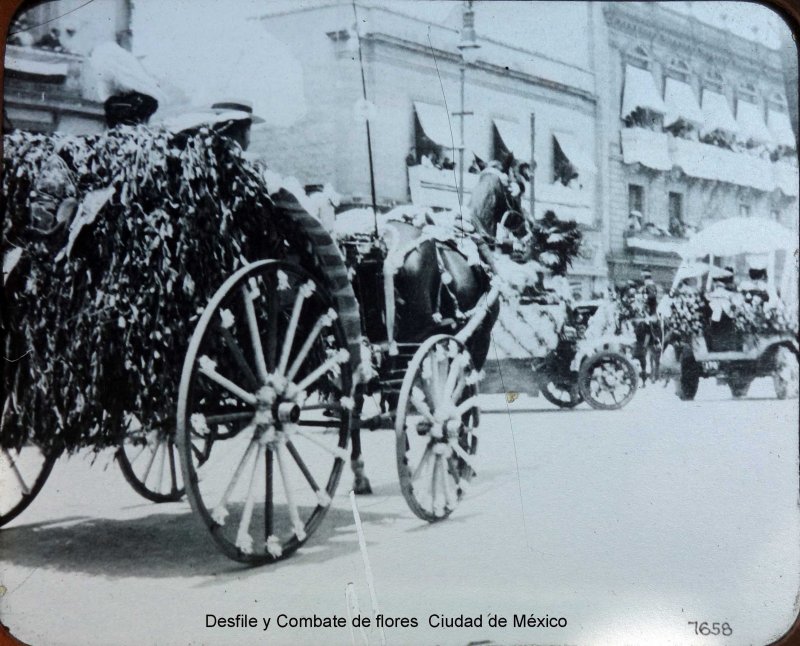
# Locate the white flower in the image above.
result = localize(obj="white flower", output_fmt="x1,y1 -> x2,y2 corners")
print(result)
266,535 -> 283,558
219,308 -> 234,329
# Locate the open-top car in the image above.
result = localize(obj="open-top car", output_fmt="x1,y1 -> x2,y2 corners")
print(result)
658,217 -> 799,400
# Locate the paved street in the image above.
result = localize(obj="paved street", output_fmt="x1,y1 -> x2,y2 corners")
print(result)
1,378 -> 798,646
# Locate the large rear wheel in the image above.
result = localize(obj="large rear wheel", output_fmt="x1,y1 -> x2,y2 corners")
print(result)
177,261 -> 352,564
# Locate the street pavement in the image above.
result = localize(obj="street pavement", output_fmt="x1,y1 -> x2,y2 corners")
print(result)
1,378 -> 798,646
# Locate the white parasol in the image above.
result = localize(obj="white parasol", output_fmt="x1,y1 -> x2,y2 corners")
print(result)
673,261 -> 732,283
681,217 -> 795,258
131,0 -> 306,128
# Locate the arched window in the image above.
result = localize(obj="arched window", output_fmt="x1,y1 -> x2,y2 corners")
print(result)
666,57 -> 691,83
767,91 -> 788,113
738,81 -> 758,104
627,44 -> 651,70
704,69 -> 724,93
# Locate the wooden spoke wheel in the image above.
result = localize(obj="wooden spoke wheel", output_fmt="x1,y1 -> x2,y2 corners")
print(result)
177,261 -> 351,564
117,419 -> 211,503
540,379 -> 583,409
578,351 -> 638,410
0,442 -> 57,527
395,335 -> 480,522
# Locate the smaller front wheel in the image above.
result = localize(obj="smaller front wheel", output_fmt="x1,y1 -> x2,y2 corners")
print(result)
773,346 -> 799,400
396,335 -> 480,522
578,351 -> 638,410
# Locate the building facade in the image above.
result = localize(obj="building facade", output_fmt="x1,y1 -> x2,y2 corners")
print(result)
250,1 -> 609,299
5,0 -> 798,294
4,0 -> 132,135
599,2 -> 799,286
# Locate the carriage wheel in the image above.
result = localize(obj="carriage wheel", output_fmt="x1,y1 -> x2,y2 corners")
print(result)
116,419 -> 212,503
0,443 -> 57,527
395,335 -> 480,522
675,348 -> 700,401
578,351 -> 638,410
540,379 -> 583,409
177,260 -> 351,564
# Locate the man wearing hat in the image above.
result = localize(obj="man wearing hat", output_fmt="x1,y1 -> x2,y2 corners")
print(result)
162,99 -> 264,152
208,100 -> 265,152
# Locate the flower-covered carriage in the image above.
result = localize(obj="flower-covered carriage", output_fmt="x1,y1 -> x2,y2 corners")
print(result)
1,126 -> 493,564
657,217 -> 799,400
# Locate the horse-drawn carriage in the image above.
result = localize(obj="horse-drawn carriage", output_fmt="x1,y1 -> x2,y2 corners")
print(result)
658,217 -> 799,400
1,122 -> 647,565
1,125 -> 501,564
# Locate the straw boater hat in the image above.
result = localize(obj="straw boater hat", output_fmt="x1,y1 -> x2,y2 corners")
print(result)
162,99 -> 265,133
210,100 -> 265,125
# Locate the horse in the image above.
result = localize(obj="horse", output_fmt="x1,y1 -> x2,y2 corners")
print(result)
349,156 -> 530,494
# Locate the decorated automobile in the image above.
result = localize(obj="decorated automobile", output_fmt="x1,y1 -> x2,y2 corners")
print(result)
657,217 -> 799,400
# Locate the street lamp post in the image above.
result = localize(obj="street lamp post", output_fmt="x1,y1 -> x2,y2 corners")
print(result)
456,1 -> 480,206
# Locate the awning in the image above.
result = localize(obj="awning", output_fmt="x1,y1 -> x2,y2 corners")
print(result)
414,101 -> 485,159
533,181 -> 593,225
553,131 -> 597,175
663,78 -> 703,127
621,64 -> 666,118
493,118 -> 534,163
5,54 -> 69,79
414,101 -> 454,149
767,109 -> 797,149
682,217 -> 794,257
774,161 -> 799,197
736,101 -> 772,144
626,236 -> 683,255
621,128 -> 671,171
669,137 -> 775,192
700,90 -> 738,136
671,137 -> 715,180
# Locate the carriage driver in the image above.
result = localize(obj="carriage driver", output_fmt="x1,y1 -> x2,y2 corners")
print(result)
208,100 -> 265,151
163,99 -> 265,152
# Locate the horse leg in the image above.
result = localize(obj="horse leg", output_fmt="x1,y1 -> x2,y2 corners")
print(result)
350,393 -> 372,495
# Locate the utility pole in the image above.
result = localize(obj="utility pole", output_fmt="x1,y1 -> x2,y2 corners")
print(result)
455,1 -> 480,206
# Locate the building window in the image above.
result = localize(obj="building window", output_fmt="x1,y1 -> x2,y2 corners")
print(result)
628,183 -> 645,232
553,141 -> 578,186
627,44 -> 651,70
767,91 -> 788,113
704,69 -> 725,94
666,57 -> 690,83
668,192 -> 685,237
738,81 -> 758,104
739,203 -> 752,218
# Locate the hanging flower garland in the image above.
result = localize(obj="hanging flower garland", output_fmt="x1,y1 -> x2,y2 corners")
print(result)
1,126 -> 300,453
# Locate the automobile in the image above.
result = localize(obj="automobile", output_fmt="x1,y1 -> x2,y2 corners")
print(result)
658,217 -> 799,400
